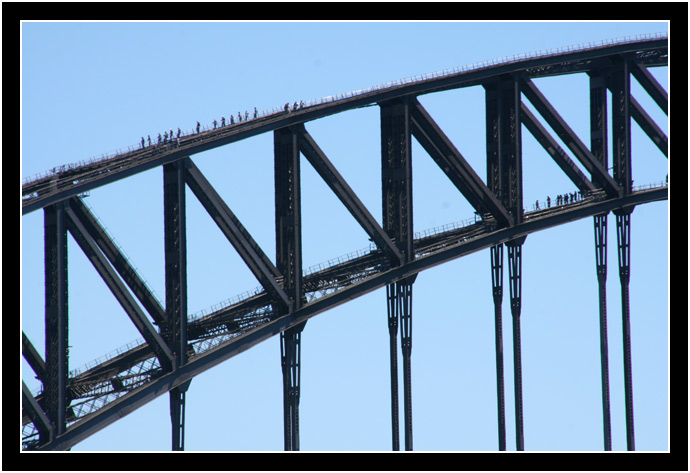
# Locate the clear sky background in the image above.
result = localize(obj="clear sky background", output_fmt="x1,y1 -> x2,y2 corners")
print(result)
21,21 -> 669,453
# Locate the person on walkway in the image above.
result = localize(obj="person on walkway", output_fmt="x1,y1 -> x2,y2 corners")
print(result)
196,121 -> 201,134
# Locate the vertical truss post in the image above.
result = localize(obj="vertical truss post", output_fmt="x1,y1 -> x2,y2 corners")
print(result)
593,214 -> 612,450
490,244 -> 507,451
611,56 -> 632,197
488,74 -> 524,450
275,126 -> 304,450
44,201 -> 69,441
386,283 -> 400,451
164,159 -> 189,451
399,280 -> 414,451
380,97 -> 414,450
500,75 -> 523,224
507,238 -> 525,451
280,322 -> 305,451
615,208 -> 635,451
610,56 -> 636,451
590,71 -> 612,451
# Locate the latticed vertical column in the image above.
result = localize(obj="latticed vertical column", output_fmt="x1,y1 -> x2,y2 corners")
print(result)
590,71 -> 612,451
281,322 -> 305,451
164,159 -> 189,451
44,201 -> 69,441
380,97 -> 414,451
507,237 -> 525,451
615,208 -> 635,451
275,126 -> 304,451
610,56 -> 636,451
486,75 -> 523,450
490,243 -> 506,451
593,214 -> 612,450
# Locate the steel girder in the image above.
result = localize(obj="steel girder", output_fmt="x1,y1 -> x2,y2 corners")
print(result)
64,204 -> 176,369
43,202 -> 69,441
380,97 -> 416,451
68,197 -> 167,327
489,244 -> 507,451
297,124 -> 404,266
22,39 -> 667,217
409,97 -> 514,228
23,38 -> 669,452
30,186 -> 666,451
521,77 -> 622,199
184,158 -> 291,310
163,160 -> 189,451
274,126 -> 304,450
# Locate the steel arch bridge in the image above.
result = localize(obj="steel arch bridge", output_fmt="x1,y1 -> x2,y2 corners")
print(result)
21,34 -> 668,452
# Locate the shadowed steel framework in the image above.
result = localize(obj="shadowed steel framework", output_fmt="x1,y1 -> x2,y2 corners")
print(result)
21,35 -> 668,452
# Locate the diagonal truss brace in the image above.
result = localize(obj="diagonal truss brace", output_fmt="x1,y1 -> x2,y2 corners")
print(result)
184,158 -> 292,310
68,197 -> 167,326
23,331 -> 47,384
521,77 -> 621,198
296,124 -> 404,266
630,60 -> 668,115
629,96 -> 667,157
520,104 -> 597,194
409,97 -> 514,228
23,382 -> 54,440
64,205 -> 175,369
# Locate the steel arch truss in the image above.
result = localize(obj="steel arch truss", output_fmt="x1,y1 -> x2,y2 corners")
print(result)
22,41 -> 668,451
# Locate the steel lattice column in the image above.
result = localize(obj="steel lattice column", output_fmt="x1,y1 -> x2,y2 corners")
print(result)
615,208 -> 635,451
590,71 -> 612,451
507,237 -> 526,451
164,159 -> 189,451
593,213 -> 612,450
44,201 -> 69,442
487,74 -> 523,450
280,322 -> 305,451
275,126 -> 304,450
380,97 -> 414,451
490,244 -> 507,451
610,56 -> 636,451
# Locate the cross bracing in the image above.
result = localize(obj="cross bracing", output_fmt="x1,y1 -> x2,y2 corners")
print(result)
22,34 -> 668,451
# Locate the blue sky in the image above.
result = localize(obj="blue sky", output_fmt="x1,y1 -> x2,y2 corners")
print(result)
21,21 -> 668,452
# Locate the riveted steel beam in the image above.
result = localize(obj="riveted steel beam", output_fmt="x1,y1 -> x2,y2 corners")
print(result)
506,236 -> 526,451
275,126 -> 305,450
380,97 -> 415,451
298,124 -> 403,266
521,104 -> 596,194
281,322 -> 305,451
64,206 -> 175,370
22,331 -> 47,385
630,95 -> 668,157
610,57 -> 633,197
184,158 -> 291,310
34,187 -> 666,452
521,77 -> 621,198
490,244 -> 507,451
615,208 -> 635,450
43,202 -> 69,439
274,127 -> 303,312
23,382 -> 54,441
163,159 -> 189,451
68,197 -> 167,326
409,97 -> 513,228
593,213 -> 612,450
630,60 -> 668,115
